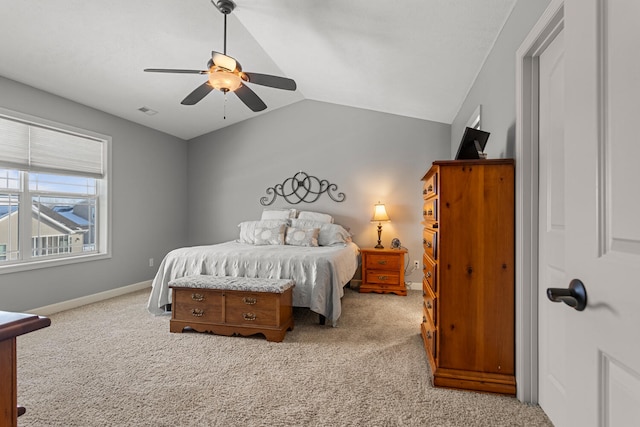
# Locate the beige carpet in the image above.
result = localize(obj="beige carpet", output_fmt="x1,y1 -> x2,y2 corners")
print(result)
16,288 -> 552,426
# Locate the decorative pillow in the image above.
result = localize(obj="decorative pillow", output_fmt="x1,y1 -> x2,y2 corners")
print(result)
261,208 -> 297,220
254,224 -> 286,245
285,227 -> 320,247
290,219 -> 352,246
238,219 -> 288,244
297,211 -> 334,223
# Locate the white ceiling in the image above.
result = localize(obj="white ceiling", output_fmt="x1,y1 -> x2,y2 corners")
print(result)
0,0 -> 516,140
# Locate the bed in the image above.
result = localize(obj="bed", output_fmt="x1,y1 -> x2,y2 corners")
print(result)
147,213 -> 360,326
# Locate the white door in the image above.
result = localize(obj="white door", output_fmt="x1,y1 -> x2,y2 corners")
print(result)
537,28 -> 569,425
539,0 -> 640,425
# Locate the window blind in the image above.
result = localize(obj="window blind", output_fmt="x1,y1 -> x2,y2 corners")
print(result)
0,115 -> 105,178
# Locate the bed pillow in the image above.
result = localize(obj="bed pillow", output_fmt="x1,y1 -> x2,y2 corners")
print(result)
290,219 -> 352,246
297,210 -> 334,223
285,227 -> 320,247
254,224 -> 286,245
260,208 -> 297,220
238,219 -> 289,244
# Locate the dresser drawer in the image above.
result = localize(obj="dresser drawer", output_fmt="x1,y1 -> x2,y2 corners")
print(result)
423,228 -> 437,260
423,172 -> 438,199
422,285 -> 437,326
423,199 -> 438,222
225,291 -> 280,327
366,252 -> 402,270
423,253 -> 437,292
173,288 -> 224,323
364,270 -> 401,286
421,318 -> 437,363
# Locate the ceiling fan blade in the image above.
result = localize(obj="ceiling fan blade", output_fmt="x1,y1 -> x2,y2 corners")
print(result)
144,68 -> 208,74
181,82 -> 214,105
234,84 -> 267,112
243,72 -> 297,91
211,51 -> 239,72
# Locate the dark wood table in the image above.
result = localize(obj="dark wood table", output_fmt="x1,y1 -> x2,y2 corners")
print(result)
0,311 -> 50,427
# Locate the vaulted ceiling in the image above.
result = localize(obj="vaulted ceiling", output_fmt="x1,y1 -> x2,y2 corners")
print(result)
0,0 -> 516,140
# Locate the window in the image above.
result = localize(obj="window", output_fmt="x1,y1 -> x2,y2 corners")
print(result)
0,109 -> 110,272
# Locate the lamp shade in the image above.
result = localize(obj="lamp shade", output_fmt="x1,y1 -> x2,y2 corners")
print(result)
371,203 -> 390,222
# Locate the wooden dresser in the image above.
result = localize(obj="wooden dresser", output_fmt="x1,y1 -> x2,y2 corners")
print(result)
359,248 -> 407,296
420,159 -> 516,395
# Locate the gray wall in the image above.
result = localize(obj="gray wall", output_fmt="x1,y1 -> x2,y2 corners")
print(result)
450,0 -> 552,157
187,100 -> 451,284
0,76 -> 189,312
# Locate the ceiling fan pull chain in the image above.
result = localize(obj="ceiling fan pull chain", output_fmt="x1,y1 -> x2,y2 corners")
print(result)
224,92 -> 227,119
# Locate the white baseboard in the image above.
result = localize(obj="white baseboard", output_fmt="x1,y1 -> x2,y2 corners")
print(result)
410,282 -> 421,290
28,280 -> 152,316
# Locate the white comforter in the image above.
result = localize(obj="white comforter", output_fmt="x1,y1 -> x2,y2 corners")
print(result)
147,241 -> 360,326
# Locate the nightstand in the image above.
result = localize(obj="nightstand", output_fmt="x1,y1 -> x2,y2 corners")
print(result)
359,247 -> 407,296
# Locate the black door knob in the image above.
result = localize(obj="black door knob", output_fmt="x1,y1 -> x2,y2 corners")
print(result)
547,279 -> 587,311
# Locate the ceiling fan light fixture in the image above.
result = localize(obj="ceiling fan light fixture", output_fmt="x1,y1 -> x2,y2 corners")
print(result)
208,69 -> 242,92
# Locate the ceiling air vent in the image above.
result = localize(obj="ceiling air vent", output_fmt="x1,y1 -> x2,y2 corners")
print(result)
138,106 -> 158,116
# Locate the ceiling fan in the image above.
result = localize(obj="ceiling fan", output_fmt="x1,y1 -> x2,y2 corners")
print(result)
144,0 -> 296,112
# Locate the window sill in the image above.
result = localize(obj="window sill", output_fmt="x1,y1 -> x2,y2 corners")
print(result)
0,252 -> 112,275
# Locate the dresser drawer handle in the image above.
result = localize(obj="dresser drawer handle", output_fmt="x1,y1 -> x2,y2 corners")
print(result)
191,308 -> 204,317
426,271 -> 431,278
427,209 -> 433,216
427,185 -> 433,192
423,316 -> 426,323
426,241 -> 432,248
191,293 -> 204,302
242,297 -> 257,305
423,238 -> 427,244
426,330 -> 432,339
377,275 -> 388,281
423,210 -> 427,216
377,260 -> 387,265
423,189 -> 427,195
243,313 -> 256,321
426,301 -> 432,309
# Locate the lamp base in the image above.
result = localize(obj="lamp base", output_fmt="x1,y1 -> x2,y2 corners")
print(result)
375,224 -> 384,249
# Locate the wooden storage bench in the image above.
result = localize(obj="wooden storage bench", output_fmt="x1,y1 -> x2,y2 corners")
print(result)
168,275 -> 295,342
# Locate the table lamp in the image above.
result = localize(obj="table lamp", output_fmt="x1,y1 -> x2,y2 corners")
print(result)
371,202 -> 390,249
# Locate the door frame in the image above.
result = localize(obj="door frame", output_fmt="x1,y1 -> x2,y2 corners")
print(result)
514,0 -> 564,403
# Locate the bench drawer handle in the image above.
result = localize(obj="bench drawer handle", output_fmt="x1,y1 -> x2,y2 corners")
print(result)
243,297 -> 257,305
191,293 -> 204,302
191,309 -> 204,317
243,313 -> 256,321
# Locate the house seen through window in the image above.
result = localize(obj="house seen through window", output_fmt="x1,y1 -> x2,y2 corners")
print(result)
0,110 -> 109,270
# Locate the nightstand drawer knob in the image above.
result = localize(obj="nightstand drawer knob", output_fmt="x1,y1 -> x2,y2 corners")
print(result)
191,293 -> 205,302
378,275 -> 388,280
243,313 -> 257,321
191,308 -> 204,317
377,260 -> 387,265
243,297 -> 257,305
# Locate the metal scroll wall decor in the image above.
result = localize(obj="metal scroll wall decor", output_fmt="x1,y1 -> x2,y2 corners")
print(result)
260,171 -> 346,206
